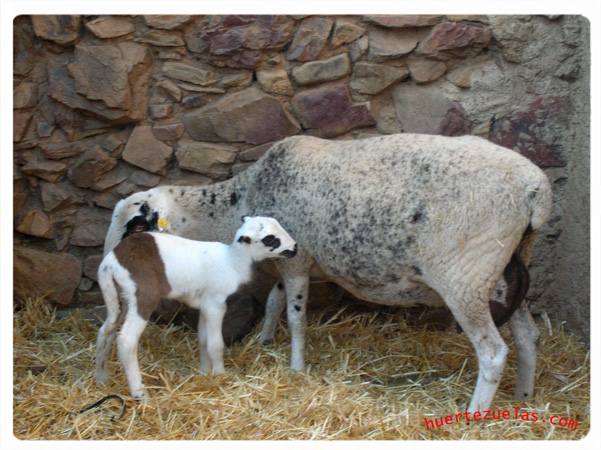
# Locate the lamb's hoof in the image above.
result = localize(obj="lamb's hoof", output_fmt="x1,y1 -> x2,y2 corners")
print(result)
261,338 -> 274,346
96,371 -> 109,385
131,391 -> 147,402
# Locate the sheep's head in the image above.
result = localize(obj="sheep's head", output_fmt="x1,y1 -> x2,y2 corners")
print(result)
235,216 -> 297,261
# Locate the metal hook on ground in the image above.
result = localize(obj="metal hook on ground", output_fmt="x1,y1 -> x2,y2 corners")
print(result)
75,394 -> 126,422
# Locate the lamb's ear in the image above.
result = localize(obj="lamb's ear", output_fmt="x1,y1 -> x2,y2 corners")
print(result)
140,202 -> 150,217
237,235 -> 251,244
241,215 -> 249,223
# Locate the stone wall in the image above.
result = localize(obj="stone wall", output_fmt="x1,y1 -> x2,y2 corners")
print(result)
13,15 -> 590,342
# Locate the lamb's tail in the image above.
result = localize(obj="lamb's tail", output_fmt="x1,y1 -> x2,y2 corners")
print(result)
97,255 -> 121,324
104,199 -> 128,257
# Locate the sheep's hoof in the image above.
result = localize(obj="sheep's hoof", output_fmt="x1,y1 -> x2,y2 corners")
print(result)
514,390 -> 533,400
290,361 -> 305,372
261,338 -> 274,346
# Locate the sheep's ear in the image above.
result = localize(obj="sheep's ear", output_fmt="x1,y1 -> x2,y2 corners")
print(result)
241,215 -> 249,223
237,235 -> 251,244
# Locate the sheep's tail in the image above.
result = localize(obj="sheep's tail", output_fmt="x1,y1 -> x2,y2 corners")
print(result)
527,170 -> 553,232
520,170 -> 553,266
97,255 -> 121,323
515,227 -> 538,268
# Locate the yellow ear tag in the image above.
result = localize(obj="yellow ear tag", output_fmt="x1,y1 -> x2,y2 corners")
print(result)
158,217 -> 170,231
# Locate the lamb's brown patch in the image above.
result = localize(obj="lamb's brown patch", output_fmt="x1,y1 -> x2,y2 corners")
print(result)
113,233 -> 172,320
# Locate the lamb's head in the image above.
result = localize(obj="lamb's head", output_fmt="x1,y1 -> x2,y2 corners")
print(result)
115,191 -> 170,241
234,216 -> 297,261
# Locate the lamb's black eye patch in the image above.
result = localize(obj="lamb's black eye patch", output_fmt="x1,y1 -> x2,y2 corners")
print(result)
238,235 -> 251,244
262,234 -> 281,250
262,234 -> 276,245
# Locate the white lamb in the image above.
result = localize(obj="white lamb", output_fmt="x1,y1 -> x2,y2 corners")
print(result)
95,216 -> 297,400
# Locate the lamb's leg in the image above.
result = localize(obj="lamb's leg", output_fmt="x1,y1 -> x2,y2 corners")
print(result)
95,312 -> 123,385
445,287 -> 509,412
202,301 -> 227,375
282,274 -> 310,371
260,282 -> 286,345
510,302 -> 539,400
197,310 -> 212,375
96,267 -> 125,385
117,311 -> 149,400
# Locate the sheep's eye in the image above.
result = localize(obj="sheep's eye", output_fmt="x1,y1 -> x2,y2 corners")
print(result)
261,235 -> 276,245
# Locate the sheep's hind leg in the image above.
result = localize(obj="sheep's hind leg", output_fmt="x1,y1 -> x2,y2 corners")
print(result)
510,302 -> 539,400
444,286 -> 509,413
117,311 -> 149,400
260,282 -> 286,345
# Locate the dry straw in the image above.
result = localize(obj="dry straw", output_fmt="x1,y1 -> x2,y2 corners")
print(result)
14,297 -> 589,440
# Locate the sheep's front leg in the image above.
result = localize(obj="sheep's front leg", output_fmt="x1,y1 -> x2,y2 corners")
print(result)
510,302 -> 540,400
283,274 -> 310,371
201,300 -> 227,375
260,282 -> 286,345
117,312 -> 149,400
197,310 -> 212,375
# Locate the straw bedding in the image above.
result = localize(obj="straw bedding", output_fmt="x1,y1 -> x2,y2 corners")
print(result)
14,297 -> 589,440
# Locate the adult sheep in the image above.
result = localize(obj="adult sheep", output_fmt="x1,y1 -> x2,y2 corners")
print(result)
104,133 -> 552,412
